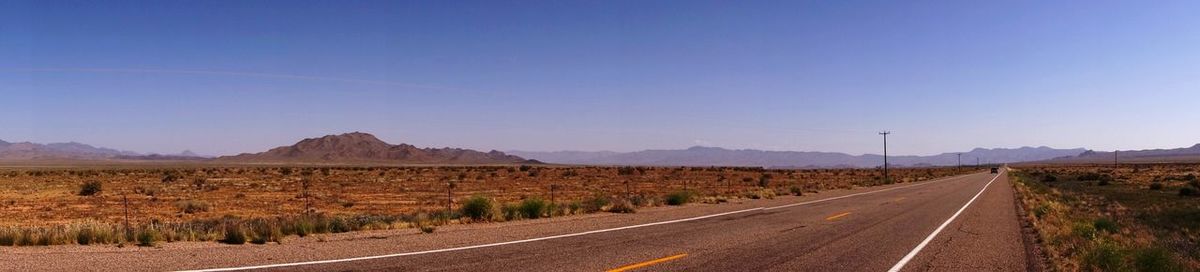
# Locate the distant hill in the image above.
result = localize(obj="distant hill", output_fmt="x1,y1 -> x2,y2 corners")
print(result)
217,132 -> 536,165
1037,144 -> 1200,164
0,140 -> 143,160
510,146 -> 1086,168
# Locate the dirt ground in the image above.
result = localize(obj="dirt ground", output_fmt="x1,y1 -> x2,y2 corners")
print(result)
0,165 -> 975,227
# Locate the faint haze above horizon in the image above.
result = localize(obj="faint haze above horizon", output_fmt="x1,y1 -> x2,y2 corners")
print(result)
2,1 -> 1199,156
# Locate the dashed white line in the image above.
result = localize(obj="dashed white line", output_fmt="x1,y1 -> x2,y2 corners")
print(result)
886,171 -> 1002,272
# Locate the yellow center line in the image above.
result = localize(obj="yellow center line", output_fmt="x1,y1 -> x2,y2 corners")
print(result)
825,212 -> 852,221
606,253 -> 688,272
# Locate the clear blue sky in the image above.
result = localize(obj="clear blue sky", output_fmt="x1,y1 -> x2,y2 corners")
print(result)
2,1 -> 1199,156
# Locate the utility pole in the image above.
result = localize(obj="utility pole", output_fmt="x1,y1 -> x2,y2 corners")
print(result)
976,157 -> 980,167
957,153 -> 962,169
1114,150 -> 1119,165
879,131 -> 891,183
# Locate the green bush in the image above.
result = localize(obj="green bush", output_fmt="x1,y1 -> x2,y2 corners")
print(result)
1149,182 -> 1164,190
789,186 -> 804,196
665,191 -> 694,206
519,198 -> 548,219
1085,242 -> 1128,271
460,195 -> 495,221
78,181 -> 102,196
1135,247 -> 1183,272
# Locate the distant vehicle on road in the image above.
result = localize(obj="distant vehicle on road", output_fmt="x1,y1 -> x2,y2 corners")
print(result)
990,167 -> 999,174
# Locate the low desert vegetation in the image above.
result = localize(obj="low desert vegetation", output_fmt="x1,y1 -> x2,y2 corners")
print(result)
0,165 -> 978,246
78,180 -> 102,196
1011,164 -> 1198,271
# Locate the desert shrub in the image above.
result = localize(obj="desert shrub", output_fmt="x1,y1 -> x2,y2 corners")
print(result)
789,186 -> 804,196
220,226 -> 246,244
174,200 -> 211,214
567,201 -> 583,214
1098,179 -> 1111,186
329,217 -> 351,233
0,228 -> 16,246
665,191 -> 694,206
78,181 -> 102,196
460,195 -> 495,221
134,185 -> 160,196
758,174 -> 772,188
582,194 -> 610,213
247,220 -> 282,244
629,194 -> 654,207
745,189 -> 777,200
1033,202 -> 1052,219
1041,174 -> 1057,182
518,165 -> 532,172
161,172 -> 181,183
1134,247 -> 1183,272
1093,218 -> 1119,233
414,214 -> 437,234
1149,182 -> 1164,190
607,199 -> 637,213
1077,172 -> 1110,182
75,227 -> 95,245
501,203 -> 523,221
136,229 -> 159,247
1179,187 -> 1196,197
1085,242 -> 1128,271
519,198 -> 548,219
1073,222 -> 1097,239
293,220 -> 314,237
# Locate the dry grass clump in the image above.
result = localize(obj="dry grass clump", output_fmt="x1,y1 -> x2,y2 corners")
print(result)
78,180 -> 102,196
174,199 -> 211,214
1011,165 -> 1198,271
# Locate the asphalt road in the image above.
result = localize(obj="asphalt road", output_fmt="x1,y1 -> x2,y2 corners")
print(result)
230,170 -> 1029,272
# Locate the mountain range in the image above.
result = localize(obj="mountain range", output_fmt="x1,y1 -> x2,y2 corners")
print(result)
7,132 -> 1200,167
1034,144 -> 1200,164
509,146 -> 1089,168
215,132 -> 535,165
0,139 -> 142,160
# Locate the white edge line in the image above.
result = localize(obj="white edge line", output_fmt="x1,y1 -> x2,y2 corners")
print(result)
180,172 -> 981,272
886,171 -> 1002,272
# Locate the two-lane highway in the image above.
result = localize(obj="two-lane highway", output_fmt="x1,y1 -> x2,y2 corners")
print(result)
203,170 -> 1028,271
